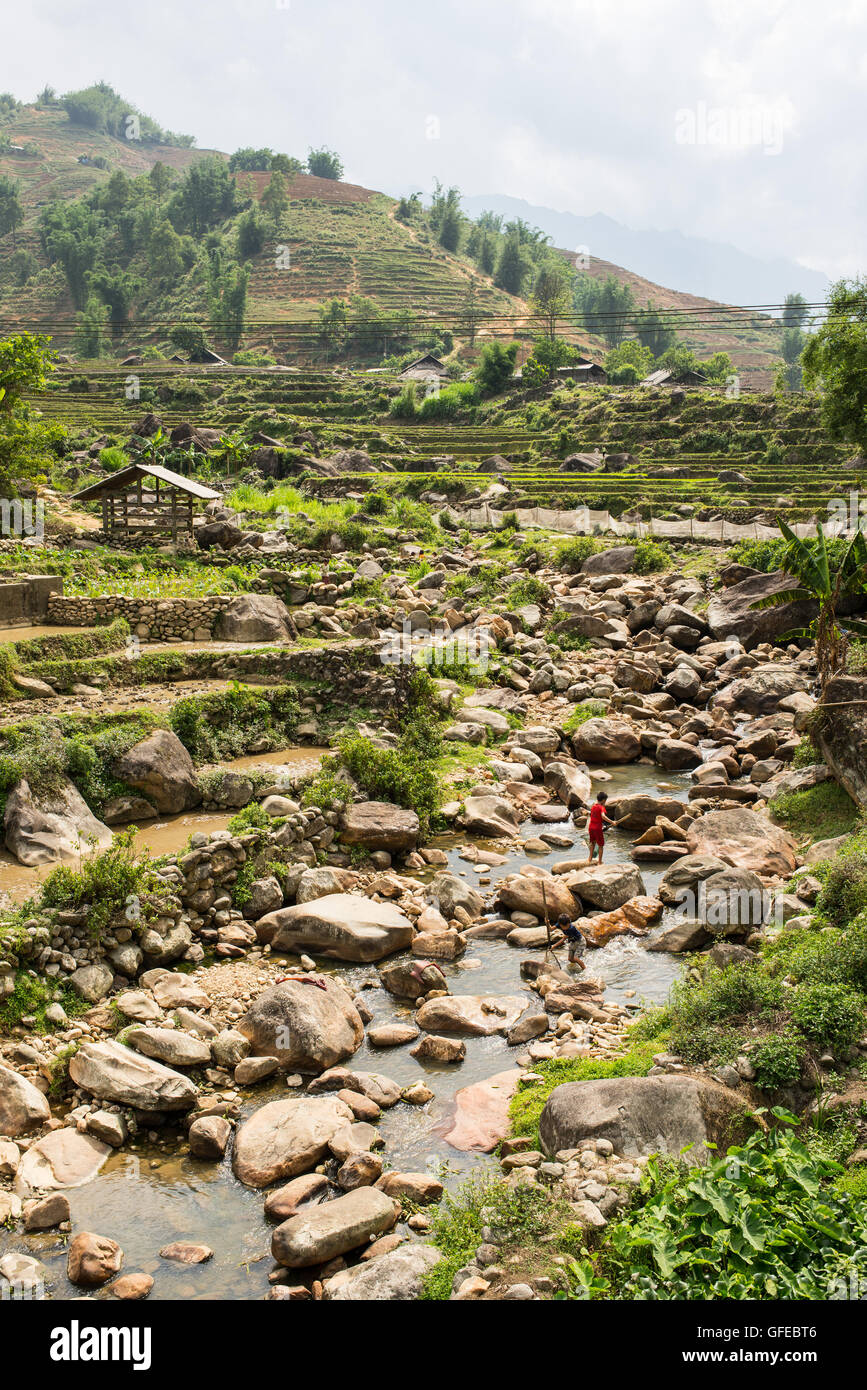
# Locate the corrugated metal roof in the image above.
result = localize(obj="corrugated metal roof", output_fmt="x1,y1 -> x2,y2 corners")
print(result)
74,463 -> 221,502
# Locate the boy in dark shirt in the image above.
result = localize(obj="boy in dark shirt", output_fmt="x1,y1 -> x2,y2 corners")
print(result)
559,912 -> 586,969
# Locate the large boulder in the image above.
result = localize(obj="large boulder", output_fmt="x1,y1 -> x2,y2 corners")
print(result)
262,894 -> 414,963
658,854 -> 729,906
540,1076 -> 754,1163
543,762 -> 592,809
564,863 -> 646,911
14,1129 -> 110,1195
462,795 -> 522,839
325,1244 -> 442,1300
124,1027 -> 212,1068
434,1070 -> 520,1152
581,546 -> 636,575
712,664 -> 811,717
571,719 -> 640,764
816,675 -> 867,806
237,977 -> 364,1071
3,778 -> 112,867
232,1094 -> 353,1188
271,1186 -> 397,1267
214,594 -> 297,643
339,802 -> 419,852
497,871 -> 578,920
424,872 -> 484,920
69,1040 -> 198,1112
114,731 -> 201,815
706,570 -> 818,648
606,792 -> 684,829
686,808 -> 797,876
0,1064 -> 51,1137
415,994 -> 529,1037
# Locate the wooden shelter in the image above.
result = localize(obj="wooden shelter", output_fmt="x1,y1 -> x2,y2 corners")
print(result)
74,464 -> 220,543
400,353 -> 448,381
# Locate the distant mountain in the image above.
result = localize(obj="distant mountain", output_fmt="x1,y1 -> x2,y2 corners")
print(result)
460,195 -> 830,309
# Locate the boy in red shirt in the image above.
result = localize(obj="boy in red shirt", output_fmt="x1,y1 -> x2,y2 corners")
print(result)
583,791 -> 623,864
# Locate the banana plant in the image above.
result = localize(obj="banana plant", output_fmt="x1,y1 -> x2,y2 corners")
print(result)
750,518 -> 867,687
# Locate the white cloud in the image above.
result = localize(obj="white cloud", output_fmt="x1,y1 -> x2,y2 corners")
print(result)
0,0 -> 863,278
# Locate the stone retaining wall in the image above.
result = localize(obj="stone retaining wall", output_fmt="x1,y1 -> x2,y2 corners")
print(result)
47,594 -> 236,642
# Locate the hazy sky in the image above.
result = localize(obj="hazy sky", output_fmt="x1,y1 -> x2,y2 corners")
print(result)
4,0 -> 865,278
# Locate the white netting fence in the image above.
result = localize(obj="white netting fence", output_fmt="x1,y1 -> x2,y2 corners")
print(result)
444,504 -> 857,542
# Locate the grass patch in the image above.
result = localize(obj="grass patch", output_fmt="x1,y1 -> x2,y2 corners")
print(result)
508,1037 -> 663,1145
769,780 -> 859,843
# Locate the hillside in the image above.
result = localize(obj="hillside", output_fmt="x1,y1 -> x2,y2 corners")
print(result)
462,193 -> 830,306
0,102 -> 781,380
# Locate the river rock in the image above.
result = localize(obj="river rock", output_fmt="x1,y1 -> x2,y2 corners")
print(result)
539,1075 -> 753,1163
188,1115 -> 232,1159
543,761 -> 593,809
686,808 -> 797,875
657,854 -> 729,905
571,719 -> 640,764
232,1094 -> 354,1187
264,1173 -> 330,1221
367,1022 -> 420,1047
712,664 -> 811,717
262,894 -> 414,962
149,971 -> 211,1010
14,1128 -> 110,1195
706,570 -> 818,648
306,1068 -> 402,1108
68,1039 -> 198,1112
462,794 -> 522,839
497,872 -> 578,920
125,1027 -> 212,1068
424,872 -> 484,919
67,1232 -> 123,1287
434,1070 -> 521,1152
379,959 -> 448,1000
114,730 -> 201,814
415,994 -> 529,1037
604,792 -> 684,828
271,1186 -> 397,1267
3,777 -> 112,867
564,863 -> 646,911
700,867 -> 769,929
410,1034 -> 466,1063
375,1171 -> 444,1204
237,977 -> 364,1072
339,802 -> 420,851
0,1063 -> 51,1136
214,593 -> 297,642
816,674 -> 867,806
325,1244 -> 442,1300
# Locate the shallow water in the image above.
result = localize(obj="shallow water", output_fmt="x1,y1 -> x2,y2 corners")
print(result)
1,757 -> 698,1299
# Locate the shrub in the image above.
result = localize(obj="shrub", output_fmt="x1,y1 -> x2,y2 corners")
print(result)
666,963 -> 785,1063
555,537 -> 600,573
815,837 -> 867,928
633,538 -> 672,574
339,727 -> 441,835
748,1033 -> 805,1089
39,832 -> 169,940
772,917 -> 867,993
571,1116 -> 867,1300
789,982 -> 865,1052
170,684 -> 300,762
506,575 -> 549,607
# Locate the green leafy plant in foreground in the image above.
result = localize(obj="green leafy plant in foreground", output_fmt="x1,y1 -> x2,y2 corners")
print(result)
563,1112 -> 867,1300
